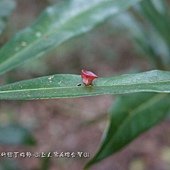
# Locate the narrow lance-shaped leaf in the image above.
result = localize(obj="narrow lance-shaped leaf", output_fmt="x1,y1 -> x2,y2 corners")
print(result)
0,0 -> 142,75
0,70 -> 170,100
85,93 -> 170,169
138,0 -> 170,46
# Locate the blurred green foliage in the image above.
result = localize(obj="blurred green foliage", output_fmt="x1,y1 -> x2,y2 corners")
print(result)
0,124 -> 36,145
0,0 -> 16,35
0,159 -> 21,170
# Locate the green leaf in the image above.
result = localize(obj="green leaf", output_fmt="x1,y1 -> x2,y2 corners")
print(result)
111,0 -> 170,68
0,124 -> 36,145
139,0 -> 170,46
0,70 -> 170,100
129,0 -> 170,68
112,12 -> 169,69
0,0 -> 16,36
0,0 -> 142,75
85,93 -> 170,169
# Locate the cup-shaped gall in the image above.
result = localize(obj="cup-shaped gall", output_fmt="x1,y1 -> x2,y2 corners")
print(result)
81,69 -> 98,86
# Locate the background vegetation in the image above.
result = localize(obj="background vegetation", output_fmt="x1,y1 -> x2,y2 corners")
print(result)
0,0 -> 170,170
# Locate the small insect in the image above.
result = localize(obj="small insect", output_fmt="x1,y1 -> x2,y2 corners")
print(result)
77,83 -> 82,86
81,69 -> 98,86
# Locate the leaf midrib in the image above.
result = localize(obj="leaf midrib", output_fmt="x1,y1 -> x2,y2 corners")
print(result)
0,79 -> 170,94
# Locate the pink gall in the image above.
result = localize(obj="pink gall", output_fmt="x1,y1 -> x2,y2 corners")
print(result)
81,69 -> 98,86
